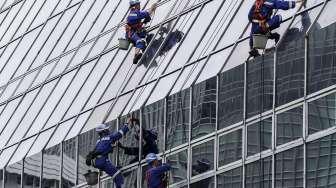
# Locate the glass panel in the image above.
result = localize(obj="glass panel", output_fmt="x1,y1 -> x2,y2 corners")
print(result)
218,129 -> 242,167
142,100 -> 164,155
65,49 -> 117,119
217,167 -> 242,188
118,113 -> 141,167
275,146 -> 304,188
122,167 -> 138,188
0,97 -> 21,138
43,60 -> 96,130
48,0 -> 96,61
1,89 -> 39,148
0,2 -> 23,46
162,0 -> 222,75
30,4 -> 79,70
190,176 -> 215,188
48,51 -> 75,81
191,0 -> 242,61
26,128 -> 56,158
4,161 -> 22,188
42,145 -> 61,188
23,153 -> 41,188
222,39 -> 250,73
106,93 -> 131,122
245,156 -> 272,188
195,47 -> 232,85
247,51 -> 274,118
276,14 -> 310,106
8,136 -> 37,166
276,106 -> 303,146
145,71 -> 179,106
78,129 -> 98,184
25,70 -> 76,138
65,111 -> 91,141
308,93 -> 336,134
62,138 -> 76,188
166,89 -> 190,149
306,133 -> 336,188
215,0 -> 254,50
12,81 -> 56,142
65,0 -> 107,52
191,76 -> 216,140
0,78 -> 20,104
45,118 -> 76,149
166,150 -> 188,185
14,70 -> 39,95
307,1 -> 336,94
30,0 -> 59,29
218,64 -> 244,129
191,139 -> 214,176
247,118 -> 272,157
0,145 -> 18,169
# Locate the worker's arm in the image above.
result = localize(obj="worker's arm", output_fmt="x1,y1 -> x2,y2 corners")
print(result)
152,163 -> 171,175
247,6 -> 254,22
119,143 -> 140,155
270,0 -> 296,10
109,122 -> 132,143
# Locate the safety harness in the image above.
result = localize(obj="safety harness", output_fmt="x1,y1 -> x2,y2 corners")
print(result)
126,7 -> 146,38
252,0 -> 272,32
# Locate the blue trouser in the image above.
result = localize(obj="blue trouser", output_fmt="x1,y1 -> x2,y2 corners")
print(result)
249,15 -> 282,48
95,157 -> 123,188
126,30 -> 147,50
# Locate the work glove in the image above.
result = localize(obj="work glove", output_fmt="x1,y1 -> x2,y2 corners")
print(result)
86,152 -> 94,166
117,142 -> 125,149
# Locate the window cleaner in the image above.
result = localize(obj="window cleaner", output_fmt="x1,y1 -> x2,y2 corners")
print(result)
118,118 -> 159,164
145,153 -> 171,188
85,119 -> 134,188
248,0 -> 303,57
125,0 -> 157,64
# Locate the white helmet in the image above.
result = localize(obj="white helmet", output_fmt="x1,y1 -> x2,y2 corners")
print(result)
129,0 -> 140,6
95,123 -> 109,133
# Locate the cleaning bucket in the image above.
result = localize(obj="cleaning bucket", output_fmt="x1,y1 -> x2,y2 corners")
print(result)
252,34 -> 268,49
84,170 -> 99,185
118,38 -> 130,50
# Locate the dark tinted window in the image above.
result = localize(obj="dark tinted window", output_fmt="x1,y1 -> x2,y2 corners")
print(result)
246,157 -> 272,188
217,167 -> 242,188
277,106 -> 303,146
247,118 -> 272,156
218,129 -> 242,167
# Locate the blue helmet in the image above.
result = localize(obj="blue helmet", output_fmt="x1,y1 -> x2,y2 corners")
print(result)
95,123 -> 109,133
129,0 -> 140,6
146,153 -> 158,164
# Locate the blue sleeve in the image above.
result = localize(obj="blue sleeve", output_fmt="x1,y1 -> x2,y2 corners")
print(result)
152,164 -> 171,175
138,10 -> 151,19
271,0 -> 296,10
109,124 -> 129,143
248,6 -> 254,22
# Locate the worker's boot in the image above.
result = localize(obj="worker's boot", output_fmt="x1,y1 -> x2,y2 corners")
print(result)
133,52 -> 143,64
269,32 -> 280,44
249,48 -> 260,58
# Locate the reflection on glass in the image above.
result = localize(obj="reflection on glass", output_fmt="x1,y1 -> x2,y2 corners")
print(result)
308,93 -> 336,134
218,129 -> 242,167
276,11 -> 314,106
277,106 -> 303,146
5,162 -> 22,188
122,167 -> 138,188
307,133 -> 336,188
308,1 -> 336,94
218,64 -> 244,129
275,146 -> 303,188
78,130 -> 99,184
192,140 -> 214,176
118,112 -> 141,166
142,100 -> 164,153
247,51 -> 274,118
23,153 -> 41,188
190,176 -> 215,188
192,77 -> 216,140
167,150 -> 188,185
247,118 -> 272,156
245,157 -> 272,188
42,145 -> 61,188
217,167 -> 242,188
62,138 -> 77,188
166,89 -> 190,149
100,179 -> 114,188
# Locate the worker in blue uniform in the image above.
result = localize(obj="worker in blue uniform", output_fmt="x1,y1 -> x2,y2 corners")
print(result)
145,153 -> 171,188
126,0 -> 157,64
248,0 -> 302,57
85,119 -> 133,188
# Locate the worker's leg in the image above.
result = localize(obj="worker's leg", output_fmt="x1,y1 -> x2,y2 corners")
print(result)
267,15 -> 282,30
102,160 -> 124,188
130,32 -> 146,64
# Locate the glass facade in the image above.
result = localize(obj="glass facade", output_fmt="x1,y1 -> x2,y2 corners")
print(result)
0,0 -> 335,187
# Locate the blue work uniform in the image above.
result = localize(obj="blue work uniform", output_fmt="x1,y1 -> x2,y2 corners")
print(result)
146,163 -> 171,188
94,124 -> 129,188
126,8 -> 151,50
248,0 -> 296,48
